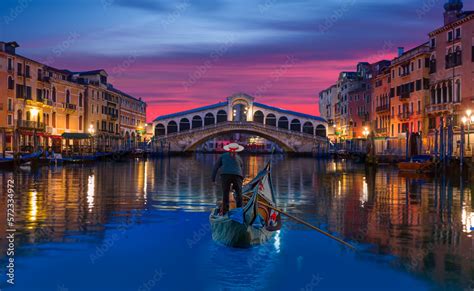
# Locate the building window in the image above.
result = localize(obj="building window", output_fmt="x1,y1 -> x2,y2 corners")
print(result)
448,31 -> 453,42
17,63 -> 22,76
52,87 -> 56,102
79,93 -> 83,107
79,116 -> 83,131
7,58 -> 13,71
8,99 -> 12,112
25,65 -> 30,78
52,112 -> 56,127
455,27 -> 461,39
430,38 -> 436,48
66,90 -> 70,104
416,79 -> 422,91
66,114 -> 70,129
7,76 -> 14,89
7,115 -> 12,126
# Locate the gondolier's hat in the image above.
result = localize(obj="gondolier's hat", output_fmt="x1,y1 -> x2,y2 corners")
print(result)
223,143 -> 244,152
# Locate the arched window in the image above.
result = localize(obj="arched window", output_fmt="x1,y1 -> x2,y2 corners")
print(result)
253,111 -> 264,123
155,124 -> 166,136
7,76 -> 14,90
204,113 -> 215,126
66,90 -> 71,104
52,87 -> 56,102
456,79 -> 461,102
265,114 -> 276,126
192,116 -> 202,129
316,125 -> 327,137
167,121 -> 178,134
303,122 -> 314,135
216,110 -> 227,123
278,116 -> 289,129
290,119 -> 301,132
179,118 -> 190,131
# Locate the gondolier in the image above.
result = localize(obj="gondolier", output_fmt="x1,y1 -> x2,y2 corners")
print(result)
212,143 -> 245,215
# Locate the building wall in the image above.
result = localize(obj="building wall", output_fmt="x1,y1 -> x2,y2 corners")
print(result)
372,71 -> 391,138
428,14 -> 474,130
390,44 -> 431,138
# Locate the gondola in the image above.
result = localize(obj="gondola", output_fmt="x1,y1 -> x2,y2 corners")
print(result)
209,163 -> 281,248
398,155 -> 435,173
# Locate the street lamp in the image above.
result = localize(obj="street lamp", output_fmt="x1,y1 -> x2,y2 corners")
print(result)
464,110 -> 473,151
362,127 -> 369,139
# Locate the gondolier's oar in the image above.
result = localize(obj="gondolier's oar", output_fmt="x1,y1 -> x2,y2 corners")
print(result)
244,194 -> 356,250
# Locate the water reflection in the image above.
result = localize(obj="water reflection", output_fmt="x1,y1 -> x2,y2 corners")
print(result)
0,156 -> 472,289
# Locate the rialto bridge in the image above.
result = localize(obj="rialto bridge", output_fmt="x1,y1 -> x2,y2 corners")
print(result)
151,93 -> 328,153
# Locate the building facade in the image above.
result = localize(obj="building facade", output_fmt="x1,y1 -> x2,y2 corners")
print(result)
427,1 -> 474,148
0,41 -> 146,153
389,44 -> 431,138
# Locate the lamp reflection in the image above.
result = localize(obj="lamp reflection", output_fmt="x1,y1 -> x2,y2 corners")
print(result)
87,174 -> 95,212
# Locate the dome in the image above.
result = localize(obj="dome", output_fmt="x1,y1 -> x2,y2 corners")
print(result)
444,0 -> 463,12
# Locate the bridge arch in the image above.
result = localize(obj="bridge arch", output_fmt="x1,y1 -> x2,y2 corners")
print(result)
155,123 -> 166,136
184,127 -> 296,152
303,122 -> 314,135
167,121 -> 178,134
316,124 -> 326,137
253,110 -> 264,124
290,119 -> 301,132
265,114 -> 276,126
278,116 -> 289,129
216,110 -> 227,123
192,115 -> 202,129
204,113 -> 215,126
179,118 -> 190,132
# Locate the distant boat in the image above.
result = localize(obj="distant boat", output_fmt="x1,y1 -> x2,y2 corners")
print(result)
398,155 -> 435,173
62,154 -> 97,163
209,163 -> 281,248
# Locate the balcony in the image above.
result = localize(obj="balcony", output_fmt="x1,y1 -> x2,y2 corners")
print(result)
107,114 -> 118,121
376,128 -> 388,134
398,111 -> 413,121
399,92 -> 410,101
376,104 -> 390,113
64,103 -> 77,111
7,67 -> 14,74
425,102 -> 460,114
17,120 -> 45,131
43,99 -> 54,107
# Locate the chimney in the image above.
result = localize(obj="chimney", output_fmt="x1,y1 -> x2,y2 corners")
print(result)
444,0 -> 463,25
397,47 -> 404,57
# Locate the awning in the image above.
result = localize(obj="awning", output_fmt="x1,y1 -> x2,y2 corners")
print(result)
61,133 -> 92,139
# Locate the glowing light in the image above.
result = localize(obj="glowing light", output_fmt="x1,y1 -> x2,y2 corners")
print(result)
462,116 -> 468,124
30,108 -> 39,117
88,124 -> 95,135
87,174 -> 95,211
274,230 -> 281,253
361,177 -> 368,206
143,162 -> 148,204
462,206 -> 474,233
466,109 -> 472,117
29,190 -> 37,222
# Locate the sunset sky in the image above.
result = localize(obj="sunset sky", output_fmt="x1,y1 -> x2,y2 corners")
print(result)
1,0 -> 465,121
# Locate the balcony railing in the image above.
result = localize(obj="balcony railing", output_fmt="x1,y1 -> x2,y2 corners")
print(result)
376,104 -> 390,113
398,112 -> 413,120
376,128 -> 388,134
425,102 -> 460,114
16,120 -> 45,131
64,103 -> 77,110
43,99 -> 54,106
400,92 -> 410,100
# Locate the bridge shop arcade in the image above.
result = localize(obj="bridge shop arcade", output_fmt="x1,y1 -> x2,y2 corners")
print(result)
151,93 -> 329,154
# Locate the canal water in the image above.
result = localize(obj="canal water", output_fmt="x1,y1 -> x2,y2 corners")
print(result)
0,155 -> 473,290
